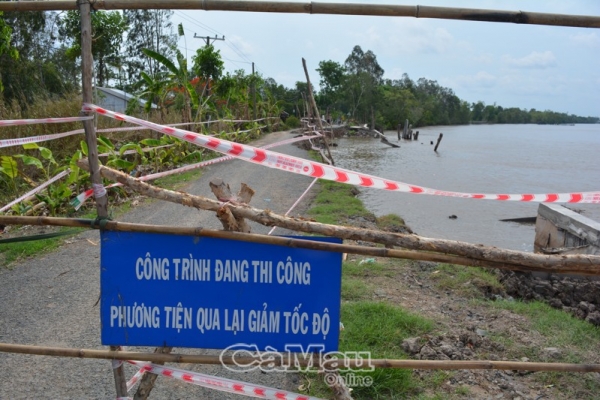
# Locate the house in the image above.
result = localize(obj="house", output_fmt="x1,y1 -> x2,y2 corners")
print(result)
95,87 -> 157,113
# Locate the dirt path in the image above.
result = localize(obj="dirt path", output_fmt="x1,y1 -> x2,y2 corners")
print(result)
0,130 -> 317,399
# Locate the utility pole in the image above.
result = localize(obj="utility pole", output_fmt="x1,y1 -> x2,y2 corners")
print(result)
193,33 -> 225,47
252,62 -> 257,121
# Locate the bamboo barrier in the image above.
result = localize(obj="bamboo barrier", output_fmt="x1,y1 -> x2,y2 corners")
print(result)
0,342 -> 599,373
0,1 -> 598,28
66,161 -> 600,275
2,212 -> 600,276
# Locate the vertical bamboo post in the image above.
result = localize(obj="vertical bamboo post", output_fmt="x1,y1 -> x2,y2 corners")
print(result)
302,58 -> 334,165
133,346 -> 173,399
79,1 -> 109,218
78,1 -> 125,397
434,133 -> 443,152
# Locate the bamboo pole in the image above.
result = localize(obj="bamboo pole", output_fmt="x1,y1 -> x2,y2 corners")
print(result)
133,346 -> 172,400
302,58 -> 334,165
77,1 -> 125,397
2,213 -> 600,277
71,162 -> 600,274
0,2 -> 598,28
79,2 -> 109,220
1,342 -> 599,373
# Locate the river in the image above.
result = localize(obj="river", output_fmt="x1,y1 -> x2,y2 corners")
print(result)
329,124 -> 600,252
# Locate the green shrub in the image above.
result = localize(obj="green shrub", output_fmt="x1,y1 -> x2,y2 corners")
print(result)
285,115 -> 300,128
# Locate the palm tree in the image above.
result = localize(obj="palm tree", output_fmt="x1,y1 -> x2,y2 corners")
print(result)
141,48 -> 199,124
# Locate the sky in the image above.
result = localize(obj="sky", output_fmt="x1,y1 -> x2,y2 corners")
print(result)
171,0 -> 600,117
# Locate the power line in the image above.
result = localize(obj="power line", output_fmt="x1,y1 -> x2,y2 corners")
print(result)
174,11 -> 254,65
193,33 -> 225,47
172,11 -> 275,79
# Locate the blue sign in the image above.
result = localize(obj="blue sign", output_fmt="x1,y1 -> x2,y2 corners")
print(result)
100,231 -> 342,351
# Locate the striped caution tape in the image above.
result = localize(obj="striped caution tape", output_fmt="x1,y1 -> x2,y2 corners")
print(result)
0,115 -> 93,127
0,129 -> 85,148
83,103 -> 600,204
127,360 -> 322,400
0,170 -> 70,213
70,134 -> 317,210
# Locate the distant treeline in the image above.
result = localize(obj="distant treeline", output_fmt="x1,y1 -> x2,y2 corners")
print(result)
470,103 -> 598,125
1,10 -> 597,130
274,45 -> 599,128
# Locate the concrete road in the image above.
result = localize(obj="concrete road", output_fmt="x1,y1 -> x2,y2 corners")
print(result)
0,131 -> 321,399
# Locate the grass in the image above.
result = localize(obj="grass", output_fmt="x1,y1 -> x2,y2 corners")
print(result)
376,214 -> 409,232
428,263 -> 504,299
0,229 -> 77,267
306,301 -> 435,399
153,168 -> 204,189
343,260 -> 390,278
488,299 -> 600,356
308,180 -> 374,225
304,176 -> 440,399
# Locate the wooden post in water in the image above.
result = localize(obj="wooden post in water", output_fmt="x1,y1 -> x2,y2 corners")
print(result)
403,119 -> 409,140
434,133 -> 444,152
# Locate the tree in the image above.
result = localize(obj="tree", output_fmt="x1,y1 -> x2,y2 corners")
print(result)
343,46 -> 384,122
0,11 -> 18,92
316,60 -> 345,111
471,101 -> 485,121
59,10 -> 128,87
141,48 -> 197,123
191,44 -> 224,98
123,10 -> 177,86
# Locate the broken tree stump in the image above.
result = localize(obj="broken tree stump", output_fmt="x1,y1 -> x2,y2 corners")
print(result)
373,129 -> 400,148
209,178 -> 255,233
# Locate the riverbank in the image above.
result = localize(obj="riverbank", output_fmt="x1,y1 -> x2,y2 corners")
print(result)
303,180 -> 600,399
1,129 -> 599,399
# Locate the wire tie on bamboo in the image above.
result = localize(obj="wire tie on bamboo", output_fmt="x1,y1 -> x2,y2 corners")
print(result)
92,183 -> 107,198
91,216 -> 111,230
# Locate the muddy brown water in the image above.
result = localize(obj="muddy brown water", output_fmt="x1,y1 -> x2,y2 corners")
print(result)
330,124 -> 600,252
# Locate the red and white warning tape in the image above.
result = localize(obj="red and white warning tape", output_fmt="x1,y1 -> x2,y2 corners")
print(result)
0,115 -> 93,127
127,360 -> 321,400
71,134 -> 317,210
268,178 -> 319,236
0,129 -> 84,148
0,170 -> 70,213
126,365 -> 147,392
83,103 -> 599,203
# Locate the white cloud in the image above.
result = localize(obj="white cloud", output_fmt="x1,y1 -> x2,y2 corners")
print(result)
471,53 -> 494,64
570,32 -> 600,48
451,71 -> 497,90
503,51 -> 557,69
352,19 -> 458,55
